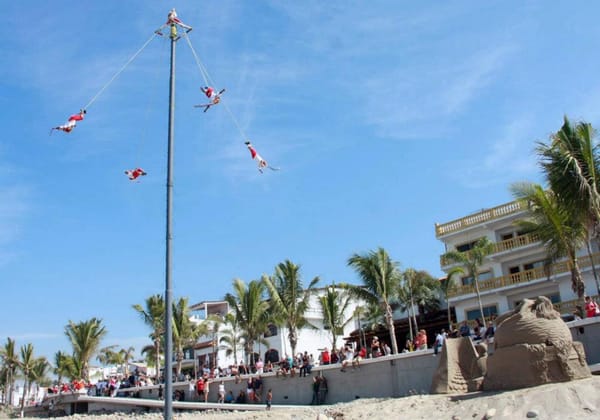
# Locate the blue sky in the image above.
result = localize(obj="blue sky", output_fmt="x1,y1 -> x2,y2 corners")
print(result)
1,1 -> 599,363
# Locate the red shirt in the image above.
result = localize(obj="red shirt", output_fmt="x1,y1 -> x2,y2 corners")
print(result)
196,379 -> 204,391
68,113 -> 84,122
321,350 -> 330,363
585,300 -> 599,318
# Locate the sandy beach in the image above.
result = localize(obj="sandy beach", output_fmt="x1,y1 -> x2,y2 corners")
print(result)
2,376 -> 599,420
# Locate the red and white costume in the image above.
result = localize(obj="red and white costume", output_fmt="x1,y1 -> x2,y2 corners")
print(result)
166,9 -> 192,31
52,110 -> 86,133
245,141 -> 268,172
202,86 -> 221,104
125,168 -> 147,180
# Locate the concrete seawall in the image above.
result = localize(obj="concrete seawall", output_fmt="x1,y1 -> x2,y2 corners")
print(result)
143,350 -> 439,406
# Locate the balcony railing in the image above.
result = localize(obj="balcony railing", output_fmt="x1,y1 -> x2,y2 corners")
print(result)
435,201 -> 525,237
448,252 -> 600,298
440,232 -> 541,266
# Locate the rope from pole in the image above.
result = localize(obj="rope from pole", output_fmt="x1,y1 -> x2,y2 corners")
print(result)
83,32 -> 159,110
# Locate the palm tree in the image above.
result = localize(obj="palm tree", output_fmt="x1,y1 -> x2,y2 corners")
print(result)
27,357 -> 50,407
118,347 -> 136,376
97,345 -> 135,376
0,338 -> 18,407
345,247 -> 401,354
511,182 -> 588,299
53,351 -> 76,384
18,343 -> 44,418
537,117 -> 600,293
440,267 -> 464,331
397,269 -> 440,340
133,294 -> 165,380
441,237 -> 495,324
64,317 -> 107,382
318,285 -> 354,350
263,260 -> 320,358
140,345 -> 159,371
218,313 -> 244,366
172,297 -> 207,376
224,279 -> 270,365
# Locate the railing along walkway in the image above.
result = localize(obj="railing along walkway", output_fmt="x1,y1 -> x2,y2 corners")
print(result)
449,252 -> 600,298
436,201 -> 525,237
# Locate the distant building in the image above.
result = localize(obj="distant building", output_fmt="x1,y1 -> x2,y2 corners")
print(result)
436,199 -> 599,326
187,289 -> 362,374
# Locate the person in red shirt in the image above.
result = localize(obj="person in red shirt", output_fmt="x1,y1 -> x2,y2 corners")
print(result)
51,109 -> 86,134
321,348 -> 330,365
125,168 -> 147,181
585,295 -> 599,318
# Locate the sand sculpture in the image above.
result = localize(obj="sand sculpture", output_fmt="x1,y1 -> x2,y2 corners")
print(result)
431,296 -> 591,393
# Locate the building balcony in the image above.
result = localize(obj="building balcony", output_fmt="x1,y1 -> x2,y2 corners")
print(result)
448,252 -> 600,299
440,232 -> 541,267
435,201 -> 525,238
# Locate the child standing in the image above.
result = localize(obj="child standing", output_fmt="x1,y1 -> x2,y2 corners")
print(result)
266,389 -> 272,410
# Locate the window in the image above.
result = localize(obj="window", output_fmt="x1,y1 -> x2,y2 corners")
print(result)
465,305 -> 498,321
456,240 -> 480,253
462,271 -> 492,286
501,233 -> 514,241
524,260 -> 544,271
478,271 -> 493,281
264,324 -> 278,338
509,266 -> 520,274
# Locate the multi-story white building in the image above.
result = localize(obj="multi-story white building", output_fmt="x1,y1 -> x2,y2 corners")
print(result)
187,289 -> 362,373
436,199 -> 600,325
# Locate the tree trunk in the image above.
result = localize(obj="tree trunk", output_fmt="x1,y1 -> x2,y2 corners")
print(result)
383,302 -> 398,354
586,241 -> 600,294
447,300 -> 453,332
154,340 -> 161,382
19,377 -> 27,418
474,275 -> 486,325
571,258 -> 585,299
407,305 -> 414,342
289,329 -> 297,359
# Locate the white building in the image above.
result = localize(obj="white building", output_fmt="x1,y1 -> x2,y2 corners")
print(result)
436,199 -> 600,326
187,289 -> 362,373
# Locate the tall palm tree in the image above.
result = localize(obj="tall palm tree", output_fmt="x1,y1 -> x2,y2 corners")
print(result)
537,117 -> 600,293
96,345 -> 118,366
218,313 -> 244,366
133,294 -> 165,380
397,269 -> 440,340
26,357 -> 50,408
224,279 -> 270,365
318,285 -> 354,350
64,318 -> 107,381
441,237 -> 495,324
0,338 -> 18,407
18,343 -> 39,418
263,260 -> 320,357
440,267 -> 464,331
511,182 -> 588,299
345,247 -> 401,354
172,297 -> 207,376
53,351 -> 76,384
118,346 -> 136,376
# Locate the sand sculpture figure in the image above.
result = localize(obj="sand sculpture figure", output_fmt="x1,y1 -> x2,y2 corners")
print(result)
430,337 -> 488,393
484,296 -> 590,390
432,296 -> 591,394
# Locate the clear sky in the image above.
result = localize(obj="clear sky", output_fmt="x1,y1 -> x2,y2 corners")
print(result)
1,1 -> 598,363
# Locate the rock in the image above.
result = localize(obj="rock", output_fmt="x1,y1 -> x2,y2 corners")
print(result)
451,416 -> 461,420
526,410 -> 539,418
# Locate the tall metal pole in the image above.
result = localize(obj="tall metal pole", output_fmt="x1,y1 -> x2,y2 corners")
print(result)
163,22 -> 177,420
